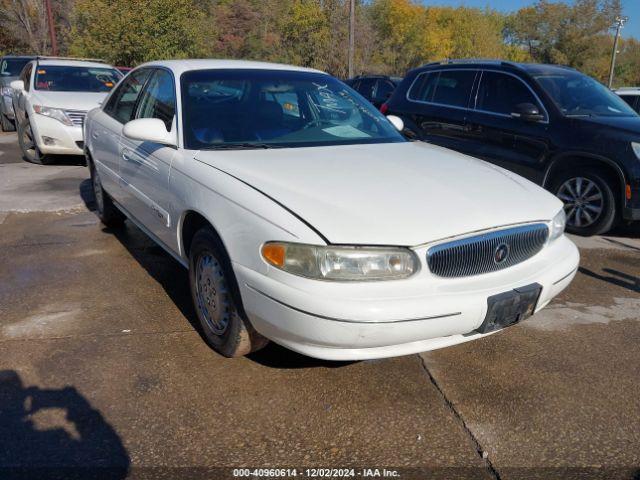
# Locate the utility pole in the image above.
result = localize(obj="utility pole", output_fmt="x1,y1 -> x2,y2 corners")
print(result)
348,0 -> 355,78
44,0 -> 58,56
608,16 -> 627,88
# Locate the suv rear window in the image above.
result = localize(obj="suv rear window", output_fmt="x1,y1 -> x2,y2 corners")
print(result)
408,70 -> 476,108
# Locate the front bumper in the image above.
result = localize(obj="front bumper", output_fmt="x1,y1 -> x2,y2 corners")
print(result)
235,235 -> 580,360
30,114 -> 84,155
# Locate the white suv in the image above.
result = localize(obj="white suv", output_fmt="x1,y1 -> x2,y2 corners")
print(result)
11,57 -> 122,164
84,60 -> 579,361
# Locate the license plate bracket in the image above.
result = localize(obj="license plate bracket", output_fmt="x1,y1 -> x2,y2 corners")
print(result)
476,283 -> 542,334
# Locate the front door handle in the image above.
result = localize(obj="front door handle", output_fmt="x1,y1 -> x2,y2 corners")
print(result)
92,131 -> 100,139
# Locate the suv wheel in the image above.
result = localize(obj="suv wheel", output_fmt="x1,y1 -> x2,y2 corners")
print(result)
552,169 -> 617,236
188,227 -> 268,358
0,113 -> 15,132
18,118 -> 51,165
89,159 -> 125,228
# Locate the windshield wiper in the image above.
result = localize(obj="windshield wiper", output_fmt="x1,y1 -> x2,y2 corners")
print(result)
204,142 -> 279,150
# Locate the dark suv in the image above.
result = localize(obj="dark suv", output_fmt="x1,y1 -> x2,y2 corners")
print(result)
345,75 -> 402,108
384,60 -> 640,236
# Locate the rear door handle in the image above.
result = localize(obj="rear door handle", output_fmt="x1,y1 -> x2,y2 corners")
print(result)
91,131 -> 100,139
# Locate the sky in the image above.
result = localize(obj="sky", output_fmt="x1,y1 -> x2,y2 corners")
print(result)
419,0 -> 640,39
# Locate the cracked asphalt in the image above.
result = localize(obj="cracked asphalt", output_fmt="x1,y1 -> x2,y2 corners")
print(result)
1,131 -> 639,480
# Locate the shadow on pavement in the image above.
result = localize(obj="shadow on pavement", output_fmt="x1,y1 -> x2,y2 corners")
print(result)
608,222 -> 640,239
248,342 -> 354,369
79,178 -> 96,211
578,266 -> 640,293
0,370 -> 130,479
22,154 -> 85,167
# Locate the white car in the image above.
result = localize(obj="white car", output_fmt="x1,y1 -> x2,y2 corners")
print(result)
84,60 -> 579,361
614,87 -> 640,113
11,57 -> 122,164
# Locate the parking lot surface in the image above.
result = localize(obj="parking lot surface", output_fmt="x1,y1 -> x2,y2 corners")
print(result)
1,131 -> 639,479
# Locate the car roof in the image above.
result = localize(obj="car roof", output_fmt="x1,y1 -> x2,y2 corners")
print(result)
1,55 -> 36,60
347,74 -> 403,82
411,59 -> 577,77
36,59 -> 113,69
139,59 -> 327,76
615,87 -> 640,95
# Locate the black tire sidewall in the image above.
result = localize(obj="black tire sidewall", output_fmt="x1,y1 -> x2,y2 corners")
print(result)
551,170 -> 617,236
188,228 -> 253,357
1,113 -> 15,132
18,118 -> 48,164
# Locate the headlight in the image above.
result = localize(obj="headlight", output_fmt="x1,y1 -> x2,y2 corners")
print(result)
549,209 -> 566,241
33,105 -> 73,126
261,242 -> 419,281
1,86 -> 12,96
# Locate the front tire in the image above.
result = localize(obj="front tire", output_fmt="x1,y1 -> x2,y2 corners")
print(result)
89,159 -> 125,228
551,169 -> 617,236
188,227 -> 268,357
0,113 -> 15,132
18,118 -> 51,164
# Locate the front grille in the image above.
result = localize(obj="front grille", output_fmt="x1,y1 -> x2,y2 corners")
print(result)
64,109 -> 87,127
427,223 -> 549,278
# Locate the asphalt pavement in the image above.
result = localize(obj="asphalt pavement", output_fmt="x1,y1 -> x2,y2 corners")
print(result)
0,131 -> 638,480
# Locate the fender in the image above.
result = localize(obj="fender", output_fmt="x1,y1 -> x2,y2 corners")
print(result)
542,151 -> 628,205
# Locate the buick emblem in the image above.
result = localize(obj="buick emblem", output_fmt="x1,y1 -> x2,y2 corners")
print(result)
494,242 -> 510,264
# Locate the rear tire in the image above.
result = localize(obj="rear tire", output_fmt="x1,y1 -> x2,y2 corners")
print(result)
0,113 -> 15,132
551,169 -> 617,236
18,118 -> 51,165
89,159 -> 125,228
188,227 -> 268,357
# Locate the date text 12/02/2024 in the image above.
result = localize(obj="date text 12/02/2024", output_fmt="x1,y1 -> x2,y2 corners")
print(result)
232,468 -> 400,477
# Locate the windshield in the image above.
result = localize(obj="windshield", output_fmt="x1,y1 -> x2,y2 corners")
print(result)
0,58 -> 31,77
35,66 -> 122,92
534,71 -> 637,118
181,69 -> 405,150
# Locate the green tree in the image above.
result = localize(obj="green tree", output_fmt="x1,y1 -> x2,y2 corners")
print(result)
506,0 -> 622,81
69,0 -> 209,66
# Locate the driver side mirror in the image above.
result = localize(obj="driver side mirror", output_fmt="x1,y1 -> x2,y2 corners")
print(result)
123,118 -> 177,147
9,80 -> 24,91
511,103 -> 544,122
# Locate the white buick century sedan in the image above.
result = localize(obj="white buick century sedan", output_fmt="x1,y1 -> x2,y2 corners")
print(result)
84,60 -> 579,360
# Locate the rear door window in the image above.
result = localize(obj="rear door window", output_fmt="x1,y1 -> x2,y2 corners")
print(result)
476,71 -> 543,117
409,70 -> 476,108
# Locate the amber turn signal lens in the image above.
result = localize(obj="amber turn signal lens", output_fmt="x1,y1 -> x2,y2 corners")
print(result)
626,184 -> 632,201
261,243 -> 286,267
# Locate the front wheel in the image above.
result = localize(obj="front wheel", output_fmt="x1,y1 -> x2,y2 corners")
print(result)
18,118 -> 51,164
189,227 -> 268,357
551,170 -> 617,236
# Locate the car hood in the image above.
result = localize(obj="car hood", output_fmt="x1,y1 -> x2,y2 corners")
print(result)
30,91 -> 108,111
195,142 -> 562,246
576,115 -> 640,135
